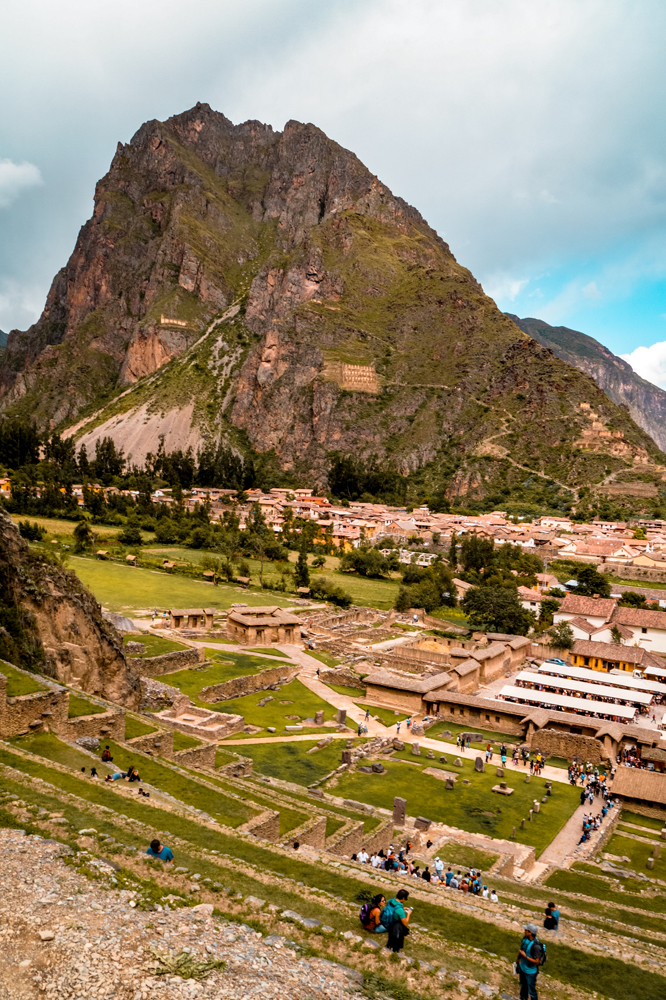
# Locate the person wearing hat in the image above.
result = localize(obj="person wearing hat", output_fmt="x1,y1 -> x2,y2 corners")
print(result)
517,923 -> 543,1000
434,856 -> 444,878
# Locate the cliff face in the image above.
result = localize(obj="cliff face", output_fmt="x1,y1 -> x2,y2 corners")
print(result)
1,104 -> 664,501
509,315 -> 666,453
0,511 -> 139,706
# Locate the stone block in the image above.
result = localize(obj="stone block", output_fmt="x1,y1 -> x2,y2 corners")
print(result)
525,774 -> 530,783
533,802 -> 540,813
461,732 -> 483,742
427,749 -> 434,759
454,758 -> 463,767
393,796 -> 406,826
315,710 -> 324,725
440,755 -> 447,763
445,777 -> 455,789
341,750 -> 352,764
492,784 -> 513,796
414,816 -> 431,831
474,756 -> 484,772
496,767 -> 504,777
661,828 -> 666,840
336,709 -> 347,725
393,740 -> 405,751
653,845 -> 661,859
371,762 -> 385,773
647,857 -> 655,869
521,818 -> 526,829
541,796 -> 548,803
412,742 -> 421,756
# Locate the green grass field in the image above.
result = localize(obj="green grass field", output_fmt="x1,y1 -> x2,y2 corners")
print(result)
357,703 -> 410,727
124,716 -> 158,740
67,694 -> 107,718
159,651 -> 282,705
0,662 -> 47,697
212,678 -> 339,736
122,634 -> 188,657
332,751 -> 579,855
605,831 -> 666,878
70,556 -> 293,613
237,738 -> 347,785
172,731 -> 204,751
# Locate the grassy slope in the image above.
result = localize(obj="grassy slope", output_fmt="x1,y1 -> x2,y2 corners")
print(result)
211,678 -> 340,736
122,634 -> 188,656
67,694 -> 106,718
70,556 -> 292,613
0,661 -> 47,697
124,716 -> 158,740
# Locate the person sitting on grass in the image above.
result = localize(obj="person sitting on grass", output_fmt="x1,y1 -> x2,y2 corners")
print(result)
361,894 -> 388,933
146,838 -> 174,863
101,746 -> 113,763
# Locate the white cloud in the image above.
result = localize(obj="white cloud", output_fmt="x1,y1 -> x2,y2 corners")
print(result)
484,276 -> 529,303
621,342 -> 666,388
583,281 -> 602,299
0,159 -> 42,209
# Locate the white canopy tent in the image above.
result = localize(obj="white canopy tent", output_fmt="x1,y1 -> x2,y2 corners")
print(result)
498,684 -> 637,721
538,662 -> 666,697
516,670 -> 652,707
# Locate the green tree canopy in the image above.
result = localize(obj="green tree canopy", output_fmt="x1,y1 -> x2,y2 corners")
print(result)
461,586 -> 535,636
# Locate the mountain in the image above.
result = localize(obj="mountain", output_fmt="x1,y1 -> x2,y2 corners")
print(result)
0,103 -> 664,505
0,330 -> 7,357
508,314 -> 666,454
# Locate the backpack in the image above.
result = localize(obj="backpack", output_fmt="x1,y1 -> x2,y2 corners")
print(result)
359,903 -> 373,925
529,939 -> 547,966
381,899 -> 399,927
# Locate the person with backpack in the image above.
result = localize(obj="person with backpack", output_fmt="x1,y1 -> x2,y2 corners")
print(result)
543,902 -> 560,931
382,889 -> 412,953
360,894 -> 388,934
516,923 -> 545,1000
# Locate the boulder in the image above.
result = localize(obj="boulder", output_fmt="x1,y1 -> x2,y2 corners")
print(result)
415,816 -> 431,831
371,762 -> 386,774
474,756 -> 484,772
75,736 -> 100,752
440,755 -> 447,763
125,641 -> 146,655
393,739 -> 405,751
454,758 -> 463,767
412,742 -> 421,756
445,777 -> 455,790
496,767 -> 504,777
314,710 -> 324,725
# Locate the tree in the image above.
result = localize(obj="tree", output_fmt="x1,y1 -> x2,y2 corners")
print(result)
633,527 -> 647,540
618,591 -> 648,609
449,531 -> 458,569
610,624 -> 624,645
340,548 -> 391,578
460,535 -> 495,576
294,542 -> 310,589
73,518 -> 94,553
312,554 -> 326,569
573,565 -> 611,598
549,621 -> 575,650
118,520 -> 142,546
462,586 -> 535,636
537,598 -> 560,630
252,534 -> 268,587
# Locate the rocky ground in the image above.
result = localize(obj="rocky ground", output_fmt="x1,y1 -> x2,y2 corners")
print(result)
0,829 -> 365,1000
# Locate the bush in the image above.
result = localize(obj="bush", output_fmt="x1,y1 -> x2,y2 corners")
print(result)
340,548 -> 391,578
18,520 -> 45,542
154,520 -> 178,544
462,585 -> 535,635
117,522 -> 142,546
310,576 -> 352,608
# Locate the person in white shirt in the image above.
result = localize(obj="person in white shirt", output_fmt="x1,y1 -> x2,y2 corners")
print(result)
434,857 -> 444,878
490,890 -> 499,902
357,849 -> 369,864
482,886 -> 489,899
371,853 -> 381,868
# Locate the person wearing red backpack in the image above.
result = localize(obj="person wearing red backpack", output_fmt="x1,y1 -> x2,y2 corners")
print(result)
360,895 -> 388,934
517,923 -> 545,1000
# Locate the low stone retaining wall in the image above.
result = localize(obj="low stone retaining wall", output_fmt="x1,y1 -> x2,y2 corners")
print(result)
131,648 -> 205,677
65,709 -> 126,742
173,743 -> 216,770
244,810 -> 281,841
284,815 -> 327,851
326,820 -> 364,857
126,729 -> 174,757
362,817 -> 393,856
218,755 -> 253,778
200,664 -> 299,703
600,563 -> 666,584
319,667 -> 365,690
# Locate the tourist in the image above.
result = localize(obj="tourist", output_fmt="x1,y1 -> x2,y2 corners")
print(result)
543,902 -> 559,930
434,856 -> 444,878
396,721 -> 401,735
146,838 -> 174,864
449,871 -> 460,889
516,923 -> 543,1000
365,709 -> 370,721
126,766 -> 141,783
445,867 -> 453,886
482,885 -> 489,899
456,734 -> 462,748
358,849 -> 369,864
357,723 -> 362,736
101,746 -> 113,763
383,889 -> 412,953
90,767 -> 98,778
370,852 -> 380,868
422,866 -> 432,882
361,894 -> 388,933
490,889 -> 499,902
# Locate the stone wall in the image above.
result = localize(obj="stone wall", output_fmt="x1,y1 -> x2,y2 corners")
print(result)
244,811 -> 281,841
434,701 -> 526,737
364,685 -> 424,714
362,817 -> 393,856
126,729 -> 175,757
65,709 -> 126,743
600,563 -> 666,584
1,687 -> 69,739
199,664 -> 299,703
173,743 -> 216,770
318,667 -> 365,691
130,647 -> 204,677
527,727 -> 610,765
284,815 -> 327,851
326,820 -> 364,857
218,755 -> 253,778
614,798 -> 666,820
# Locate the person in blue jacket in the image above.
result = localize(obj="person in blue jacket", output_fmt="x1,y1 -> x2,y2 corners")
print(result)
517,923 -> 543,1000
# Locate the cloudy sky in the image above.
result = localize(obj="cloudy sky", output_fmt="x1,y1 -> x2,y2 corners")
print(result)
2,0 -> 666,382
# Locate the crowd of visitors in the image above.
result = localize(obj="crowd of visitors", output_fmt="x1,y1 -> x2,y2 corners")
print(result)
351,846 -> 500,899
